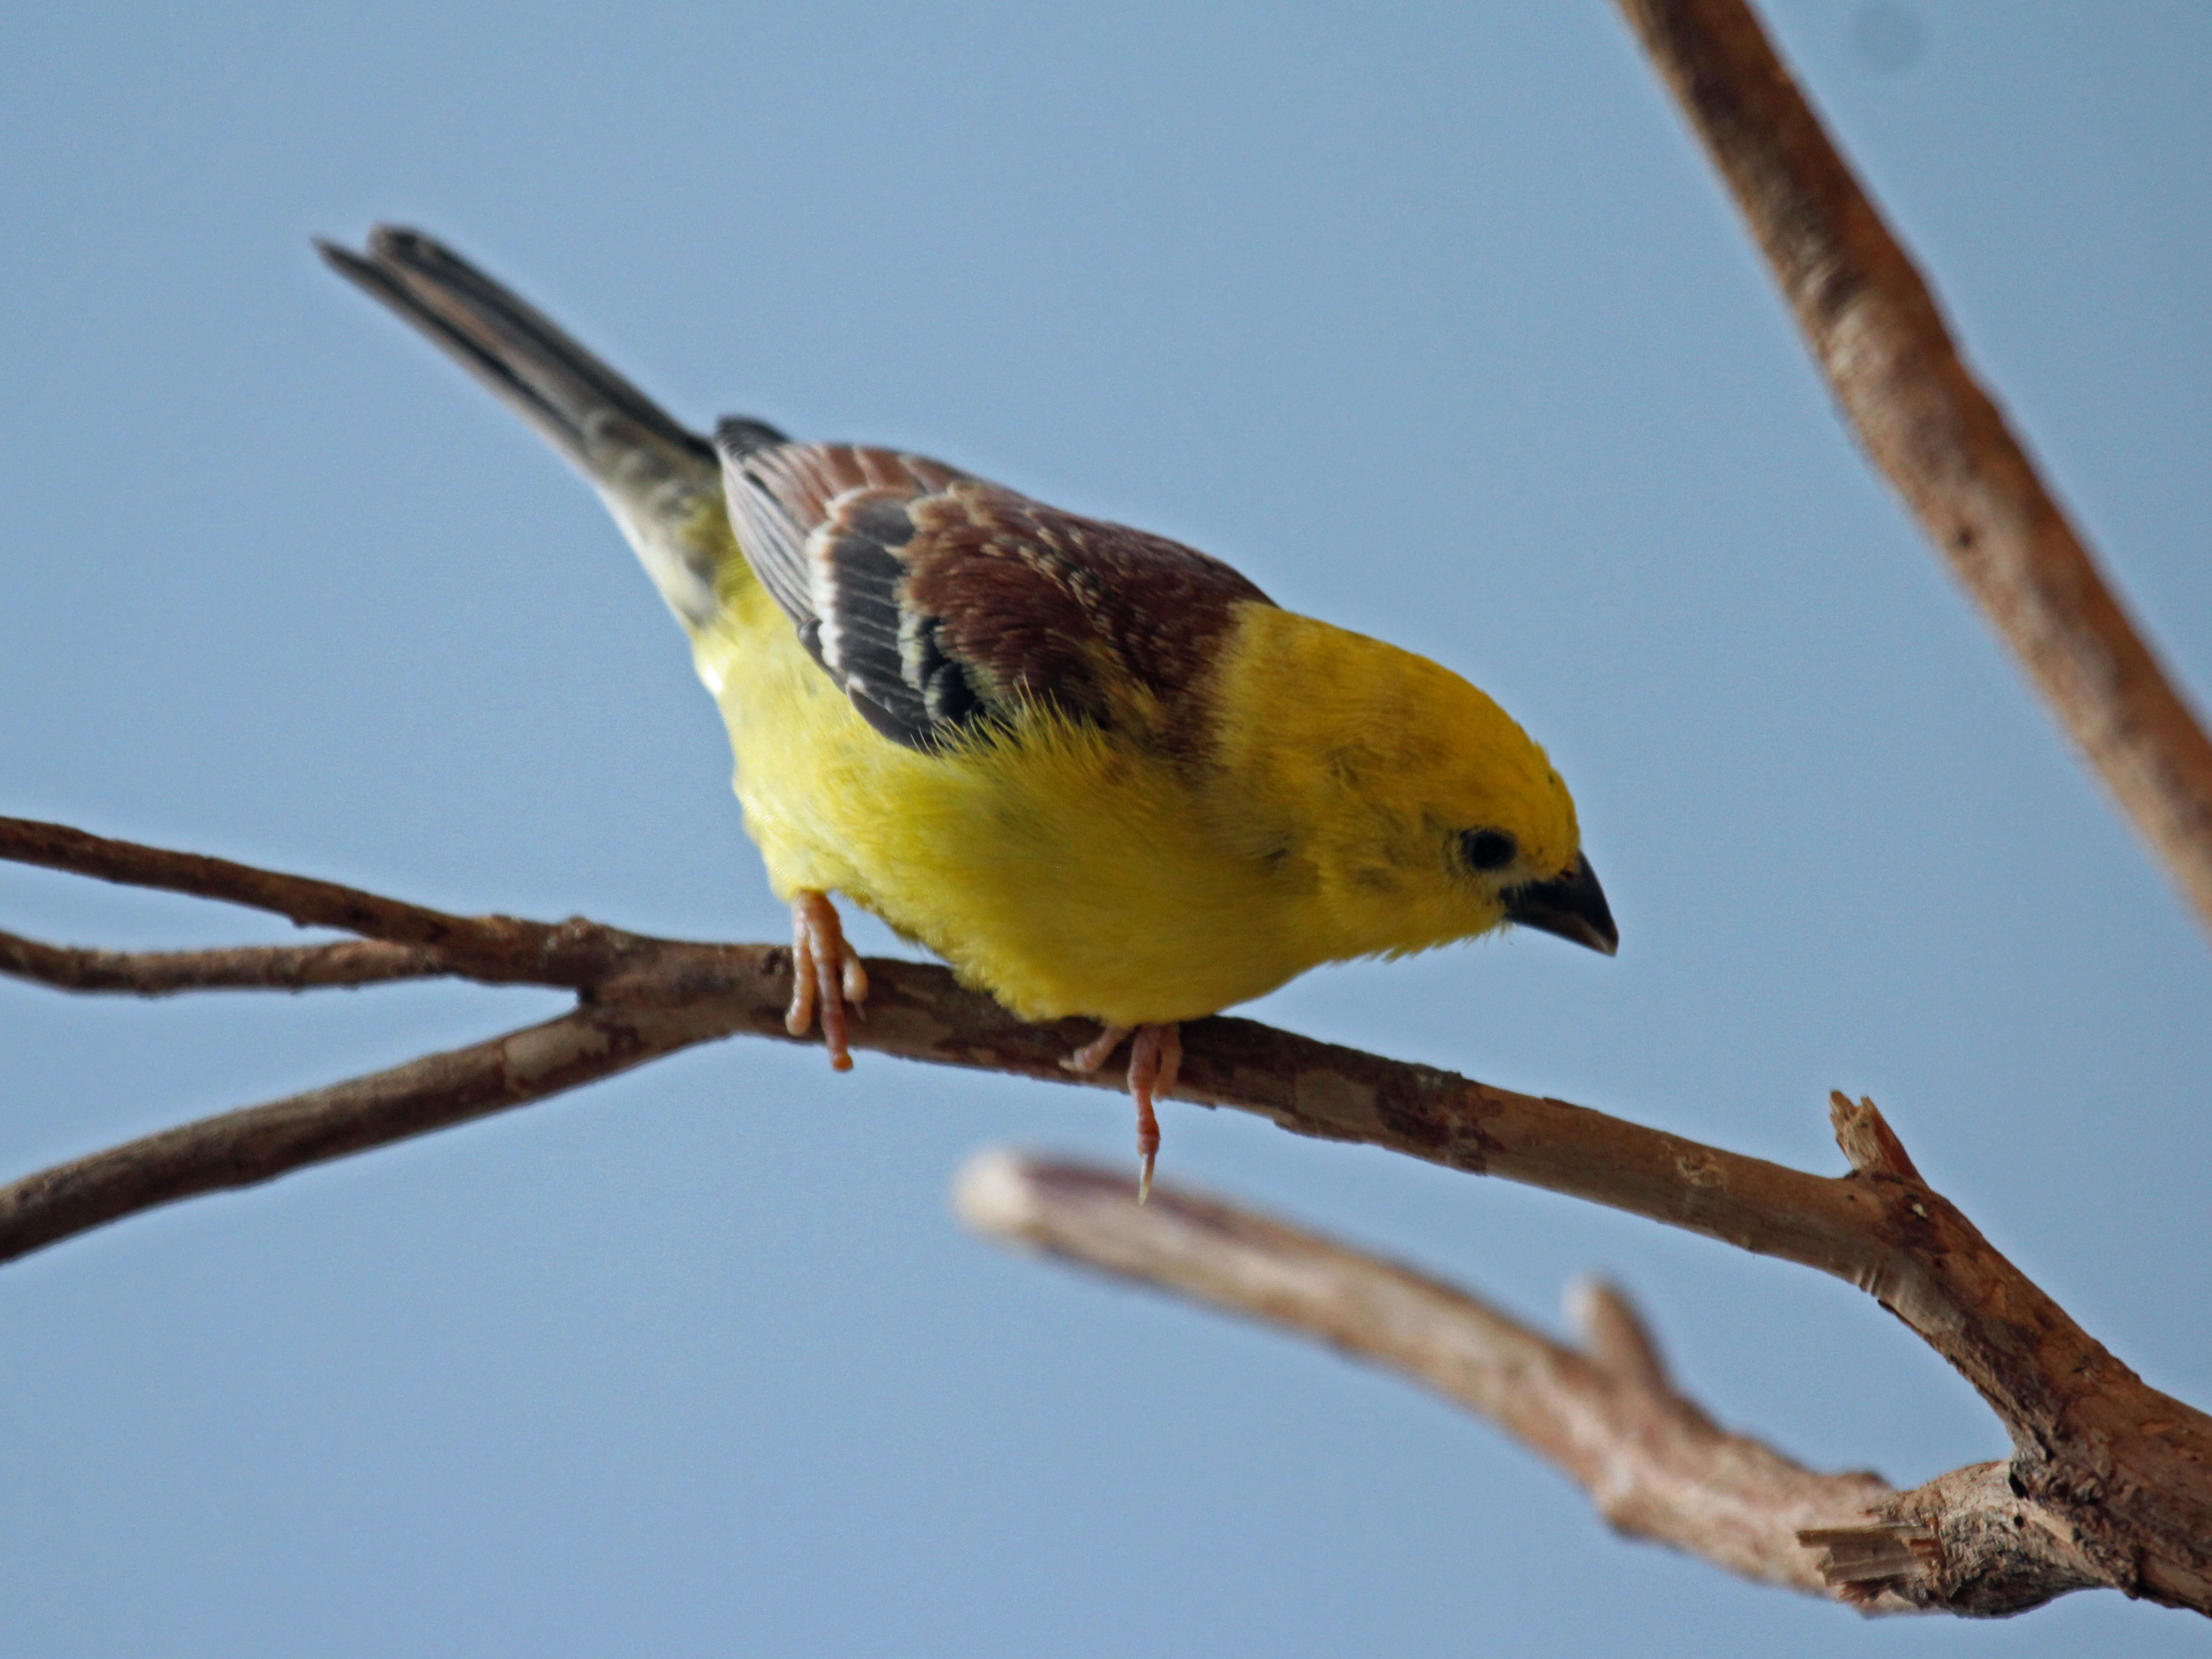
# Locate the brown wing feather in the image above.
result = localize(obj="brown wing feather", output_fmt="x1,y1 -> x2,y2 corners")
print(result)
905,484 -> 1271,734
715,426 -> 1273,754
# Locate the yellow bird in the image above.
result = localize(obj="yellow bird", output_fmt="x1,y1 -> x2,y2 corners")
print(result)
322,228 -> 1617,1196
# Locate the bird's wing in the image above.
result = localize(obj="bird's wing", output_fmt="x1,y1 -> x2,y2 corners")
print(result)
716,424 -> 1275,753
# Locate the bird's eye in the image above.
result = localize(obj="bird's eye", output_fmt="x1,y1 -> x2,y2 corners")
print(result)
1461,828 -> 1518,872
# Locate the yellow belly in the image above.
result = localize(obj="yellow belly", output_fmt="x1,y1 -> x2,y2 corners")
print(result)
692,579 -> 1310,1025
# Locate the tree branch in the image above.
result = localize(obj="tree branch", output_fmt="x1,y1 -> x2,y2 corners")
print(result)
956,1151 -> 2109,1613
0,816 -> 636,986
0,929 -> 445,994
1610,0 -> 2212,934
0,1001 -> 752,1263
5,819 -> 2207,1614
956,1150 -> 1900,1603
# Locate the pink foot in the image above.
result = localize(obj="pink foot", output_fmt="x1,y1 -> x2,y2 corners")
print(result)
1064,1021 -> 1182,1202
788,891 -> 868,1071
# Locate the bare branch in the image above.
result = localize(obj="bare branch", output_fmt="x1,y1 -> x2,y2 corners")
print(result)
945,1050 -> 2212,1611
1610,0 -> 2212,934
958,1154 -> 2112,1615
6,819 -> 2207,1612
0,929 -> 445,994
0,998 -> 753,1264
0,815 -> 639,986
957,1150 -> 1901,1603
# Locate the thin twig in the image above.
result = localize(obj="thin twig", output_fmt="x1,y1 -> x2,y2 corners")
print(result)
0,930 -> 445,994
1611,0 -> 2212,932
0,816 -> 636,985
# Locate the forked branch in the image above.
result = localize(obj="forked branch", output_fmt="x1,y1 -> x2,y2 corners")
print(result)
954,1151 -> 2103,1614
3,813 -> 2206,1615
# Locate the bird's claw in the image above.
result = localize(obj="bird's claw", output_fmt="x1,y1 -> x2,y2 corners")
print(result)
1063,1024 -> 1133,1075
789,891 -> 868,1071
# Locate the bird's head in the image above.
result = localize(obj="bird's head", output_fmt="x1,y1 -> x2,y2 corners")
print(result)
1208,607 -> 1617,964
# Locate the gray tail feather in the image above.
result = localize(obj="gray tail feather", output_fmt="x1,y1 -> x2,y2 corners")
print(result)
318,227 -> 737,477
322,227 -> 787,628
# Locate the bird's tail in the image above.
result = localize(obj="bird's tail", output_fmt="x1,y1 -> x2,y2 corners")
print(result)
319,226 -> 778,630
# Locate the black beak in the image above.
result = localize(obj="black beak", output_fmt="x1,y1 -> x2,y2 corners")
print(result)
1503,852 -> 1618,956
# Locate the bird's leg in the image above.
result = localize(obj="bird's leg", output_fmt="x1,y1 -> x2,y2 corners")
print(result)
1063,1021 -> 1181,1202
1125,1023 -> 1181,1203
787,890 -> 868,1072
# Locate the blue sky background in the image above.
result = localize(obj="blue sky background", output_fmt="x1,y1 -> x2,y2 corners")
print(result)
4,2 -> 2208,1652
